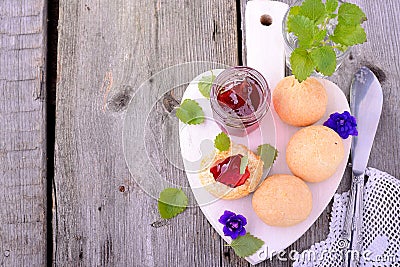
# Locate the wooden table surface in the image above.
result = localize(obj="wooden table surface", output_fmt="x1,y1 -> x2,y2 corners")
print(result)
1,0 -> 399,266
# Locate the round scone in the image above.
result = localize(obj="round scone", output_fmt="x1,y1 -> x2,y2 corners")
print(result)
199,143 -> 264,200
273,76 -> 327,126
286,125 -> 344,183
252,174 -> 312,227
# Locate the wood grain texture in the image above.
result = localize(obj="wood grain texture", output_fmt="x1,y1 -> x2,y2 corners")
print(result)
54,0 -> 239,266
54,0 -> 400,266
0,0 -> 47,266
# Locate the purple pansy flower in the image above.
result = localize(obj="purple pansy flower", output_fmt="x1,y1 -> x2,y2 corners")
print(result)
218,210 -> 247,239
323,111 -> 358,139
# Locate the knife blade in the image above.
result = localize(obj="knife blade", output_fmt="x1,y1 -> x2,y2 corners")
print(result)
342,66 -> 383,267
350,67 -> 384,175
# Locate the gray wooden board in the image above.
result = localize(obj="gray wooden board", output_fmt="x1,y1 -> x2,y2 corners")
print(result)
54,0 -> 400,267
54,0 -> 239,266
0,0 -> 47,266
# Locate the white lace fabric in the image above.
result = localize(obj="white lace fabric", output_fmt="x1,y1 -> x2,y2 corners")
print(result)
293,168 -> 400,266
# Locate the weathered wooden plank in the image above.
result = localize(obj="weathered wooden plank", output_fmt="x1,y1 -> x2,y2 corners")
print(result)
54,0 -> 239,266
333,0 -> 400,179
240,0 -> 400,266
0,0 -> 47,266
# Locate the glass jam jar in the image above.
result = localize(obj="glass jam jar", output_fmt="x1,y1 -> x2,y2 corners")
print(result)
210,66 -> 271,136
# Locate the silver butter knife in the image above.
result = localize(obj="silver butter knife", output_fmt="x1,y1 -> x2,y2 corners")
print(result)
341,66 -> 383,267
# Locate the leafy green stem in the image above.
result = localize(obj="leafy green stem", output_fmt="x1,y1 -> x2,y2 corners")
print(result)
287,0 -> 367,82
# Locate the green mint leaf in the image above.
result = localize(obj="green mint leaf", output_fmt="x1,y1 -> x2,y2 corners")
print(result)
313,29 -> 327,45
310,46 -> 337,76
175,99 -> 204,125
158,188 -> 188,219
198,72 -> 216,99
214,132 -> 230,151
229,233 -> 264,258
239,156 -> 248,174
289,5 -> 301,17
290,48 -> 315,82
325,0 -> 338,13
287,15 -> 316,48
286,0 -> 367,81
299,0 -> 326,22
338,3 -> 367,26
329,13 -> 338,19
257,144 -> 278,169
331,24 -> 366,46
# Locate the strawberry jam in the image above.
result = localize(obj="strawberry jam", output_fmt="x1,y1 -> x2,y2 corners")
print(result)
210,66 -> 271,137
210,154 -> 250,188
217,76 -> 262,117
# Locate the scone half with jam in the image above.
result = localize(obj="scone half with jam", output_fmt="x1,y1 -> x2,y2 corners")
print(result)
199,143 -> 264,200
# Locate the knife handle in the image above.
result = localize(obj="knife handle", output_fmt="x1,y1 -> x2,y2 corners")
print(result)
341,173 -> 364,267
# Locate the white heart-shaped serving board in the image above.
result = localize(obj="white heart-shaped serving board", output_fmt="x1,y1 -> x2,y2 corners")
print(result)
179,69 -> 351,265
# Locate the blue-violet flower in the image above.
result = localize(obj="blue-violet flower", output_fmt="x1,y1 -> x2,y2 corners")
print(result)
323,111 -> 358,139
218,210 -> 247,239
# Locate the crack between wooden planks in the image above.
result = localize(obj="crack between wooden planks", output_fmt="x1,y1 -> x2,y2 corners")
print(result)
45,0 -> 60,265
236,0 -> 244,66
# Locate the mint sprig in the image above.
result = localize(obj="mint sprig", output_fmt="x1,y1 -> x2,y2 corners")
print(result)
325,0 -> 338,14
158,188 -> 188,219
290,48 -> 314,81
175,99 -> 204,125
256,144 -> 278,170
227,232 -> 264,258
300,0 -> 325,22
287,0 -> 367,81
214,132 -> 230,152
198,72 -> 216,99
